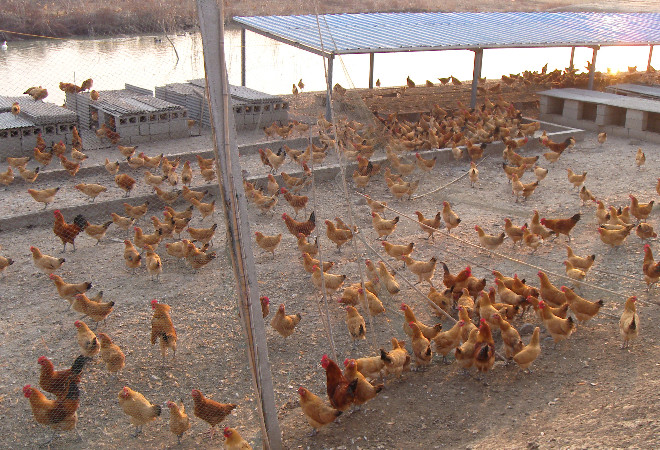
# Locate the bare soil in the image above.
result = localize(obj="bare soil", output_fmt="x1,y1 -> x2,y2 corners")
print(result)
1,81 -> 660,450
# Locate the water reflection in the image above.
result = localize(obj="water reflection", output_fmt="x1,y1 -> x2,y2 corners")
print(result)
0,29 -> 655,106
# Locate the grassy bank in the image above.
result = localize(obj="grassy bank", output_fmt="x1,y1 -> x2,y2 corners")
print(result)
0,0 -> 652,40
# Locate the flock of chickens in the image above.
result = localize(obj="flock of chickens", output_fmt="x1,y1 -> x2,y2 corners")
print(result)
240,93 -> 647,436
0,77 -> 652,446
0,109 -> 265,447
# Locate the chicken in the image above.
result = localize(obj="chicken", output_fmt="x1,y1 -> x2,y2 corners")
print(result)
414,211 -> 442,240
118,386 -> 162,437
492,314 -> 523,360
11,101 -> 20,115
432,320 -> 464,362
378,261 -> 400,295
540,213 -> 581,241
342,358 -> 383,407
223,427 -> 252,450
49,274 -> 92,304
544,136 -> 575,154
96,332 -> 126,376
643,244 -> 660,288
399,302 -> 442,340
151,299 -> 177,360
345,305 -> 366,345
538,300 -> 575,343
72,293 -> 114,325
182,186 -> 207,203
379,337 -> 411,379
561,286 -> 604,323
153,186 -> 181,205
124,201 -> 149,222
57,155 -> 80,177
454,327 -> 479,371
502,218 -> 525,245
71,147 -> 88,163
186,242 -> 217,270
407,322 -> 433,369
187,223 -> 217,246
193,391 -> 238,441
512,327 -> 541,372
402,255 -> 437,286
427,286 -> 453,315
260,147 -> 286,172
166,401 -> 190,445
619,296 -> 639,349
28,187 -> 60,209
0,166 -> 14,186
358,288 -> 385,316
144,245 -> 162,281
133,226 -> 162,250
355,356 -> 386,381
321,354 -> 359,412
382,242 -> 414,262
598,224 -> 634,248
534,165 -> 548,182
530,210 -> 553,240
296,233 -> 318,257
270,303 -> 301,338
414,152 -> 436,172
74,320 -> 100,357
441,263 -> 471,290
280,170 -> 310,192
629,195 -> 654,222
37,355 -> 90,399
597,132 -> 607,144
635,148 -> 646,169
472,318 -> 496,376
30,246 -> 65,274
365,195 -> 387,215
254,231 -> 282,258
441,201 -> 461,233
474,225 -> 505,250
325,219 -> 354,251
636,222 -> 657,241
23,382 -> 80,445
371,212 -> 399,240
562,245 -> 595,273
311,265 -> 346,295
144,170 -> 168,188
84,220 -> 112,244
297,387 -> 342,435
115,174 -> 137,197
301,252 -> 333,274
282,211 -> 316,237
34,147 -> 53,166
563,260 -> 586,285
52,140 -> 66,157
495,278 -> 526,306
24,86 -> 49,101
18,165 -> 39,183
123,239 -> 142,273
567,168 -> 587,189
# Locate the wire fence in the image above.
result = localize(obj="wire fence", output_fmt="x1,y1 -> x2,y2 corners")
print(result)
1,3 -> 660,449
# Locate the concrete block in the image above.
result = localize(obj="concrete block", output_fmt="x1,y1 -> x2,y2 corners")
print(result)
129,135 -> 151,145
140,123 -> 151,136
626,119 -> 645,131
150,133 -> 170,142
118,125 -> 140,138
169,129 -> 190,139
149,122 -> 169,134
169,120 -> 187,134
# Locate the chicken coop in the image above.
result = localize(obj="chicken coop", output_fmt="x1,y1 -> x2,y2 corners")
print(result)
155,79 -> 289,131
65,84 -> 190,146
0,95 -> 78,158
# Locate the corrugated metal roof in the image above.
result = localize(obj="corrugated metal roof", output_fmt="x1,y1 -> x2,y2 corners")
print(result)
95,92 -> 184,116
188,79 -> 283,102
0,95 -> 77,125
234,12 -> 660,56
0,112 -> 35,130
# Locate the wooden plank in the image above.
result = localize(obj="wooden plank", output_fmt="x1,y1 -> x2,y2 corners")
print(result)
196,1 -> 283,449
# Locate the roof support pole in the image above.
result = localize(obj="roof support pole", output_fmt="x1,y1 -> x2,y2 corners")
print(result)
241,28 -> 246,86
326,53 -> 335,121
648,45 -> 654,72
569,46 -> 576,71
588,46 -> 599,90
196,1 -> 282,449
368,53 -> 375,89
470,48 -> 483,110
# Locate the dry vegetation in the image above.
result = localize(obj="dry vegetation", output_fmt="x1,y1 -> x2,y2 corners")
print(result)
0,0 -> 656,40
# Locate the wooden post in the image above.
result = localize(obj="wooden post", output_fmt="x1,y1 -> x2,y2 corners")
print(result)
470,48 -> 483,109
196,1 -> 283,449
588,46 -> 599,90
648,45 -> 654,72
325,53 -> 334,121
569,46 -> 576,71
368,53 -> 375,89
241,27 -> 247,87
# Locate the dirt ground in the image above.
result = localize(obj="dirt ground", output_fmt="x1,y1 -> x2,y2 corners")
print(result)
1,76 -> 660,450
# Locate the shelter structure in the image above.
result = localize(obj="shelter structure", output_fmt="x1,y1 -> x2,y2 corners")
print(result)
234,12 -> 660,115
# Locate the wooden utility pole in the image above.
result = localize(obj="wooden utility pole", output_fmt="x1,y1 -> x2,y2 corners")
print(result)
196,1 -> 283,449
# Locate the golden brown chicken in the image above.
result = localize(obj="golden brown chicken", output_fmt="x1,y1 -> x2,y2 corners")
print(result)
165,400 -> 190,445
123,239 -> 141,273
345,305 -> 366,346
74,320 -> 100,357
118,386 -> 161,437
84,220 -> 112,244
512,327 -> 541,372
191,389 -> 237,440
474,225 -> 505,250
414,211 -> 442,240
371,212 -> 399,240
270,303 -> 301,337
30,246 -> 65,275
72,293 -> 114,325
254,231 -> 282,258
297,387 -> 342,435
115,174 -> 136,197
619,296 -> 639,349
325,219 -> 354,252
538,300 -> 575,344
28,187 -> 60,209
442,201 -> 461,233
629,195 -> 654,222
380,337 -> 411,379
150,299 -> 177,360
402,255 -> 437,286
432,319 -> 464,362
561,286 -> 604,323
97,332 -> 125,376
187,223 -> 217,246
